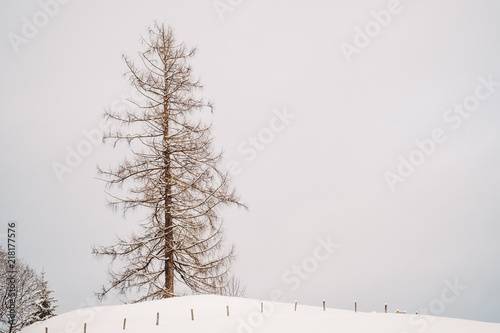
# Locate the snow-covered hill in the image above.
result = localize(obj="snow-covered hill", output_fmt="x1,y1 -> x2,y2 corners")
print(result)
20,295 -> 500,333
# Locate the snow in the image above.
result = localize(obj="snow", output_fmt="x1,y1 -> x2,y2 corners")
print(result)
20,295 -> 500,333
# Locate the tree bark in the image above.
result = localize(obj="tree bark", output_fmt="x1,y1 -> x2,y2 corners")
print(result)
163,48 -> 174,297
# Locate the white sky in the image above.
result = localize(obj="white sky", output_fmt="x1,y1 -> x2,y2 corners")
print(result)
1,0 -> 500,324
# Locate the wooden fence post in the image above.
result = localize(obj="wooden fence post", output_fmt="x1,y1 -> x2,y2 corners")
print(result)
191,309 -> 194,321
294,300 -> 297,311
123,318 -> 126,330
355,301 -> 357,313
84,323 -> 87,333
261,302 -> 263,313
45,328 -> 48,333
226,305 -> 230,317
385,303 -> 387,313
323,300 -> 325,311
156,312 -> 159,326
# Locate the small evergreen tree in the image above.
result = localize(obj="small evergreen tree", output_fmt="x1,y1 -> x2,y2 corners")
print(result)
26,271 -> 57,325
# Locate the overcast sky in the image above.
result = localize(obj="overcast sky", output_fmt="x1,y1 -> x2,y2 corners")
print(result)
1,0 -> 500,325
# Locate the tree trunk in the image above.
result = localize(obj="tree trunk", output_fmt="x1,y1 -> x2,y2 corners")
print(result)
165,188 -> 174,297
163,55 -> 174,297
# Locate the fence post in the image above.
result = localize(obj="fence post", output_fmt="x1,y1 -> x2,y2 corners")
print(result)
294,300 -> 297,311
261,302 -> 263,313
45,328 -> 48,333
355,301 -> 357,313
323,300 -> 325,311
191,309 -> 194,321
226,305 -> 230,317
123,318 -> 126,330
385,303 -> 387,313
84,323 -> 87,333
156,312 -> 159,326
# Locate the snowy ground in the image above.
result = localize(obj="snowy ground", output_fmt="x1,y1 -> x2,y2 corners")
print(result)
20,295 -> 500,333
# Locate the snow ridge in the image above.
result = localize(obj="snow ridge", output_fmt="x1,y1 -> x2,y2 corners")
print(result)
20,295 -> 500,333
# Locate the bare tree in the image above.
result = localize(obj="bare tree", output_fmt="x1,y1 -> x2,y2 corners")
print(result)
216,275 -> 247,298
93,23 -> 245,302
0,248 -> 43,333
